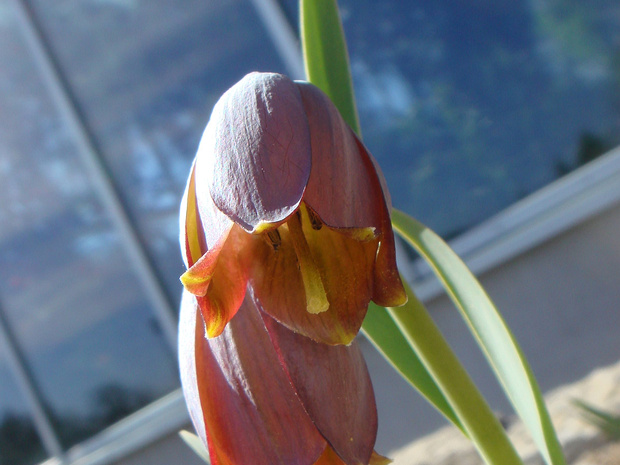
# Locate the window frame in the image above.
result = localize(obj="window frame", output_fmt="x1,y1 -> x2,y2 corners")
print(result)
398,145 -> 620,301
5,0 -> 620,463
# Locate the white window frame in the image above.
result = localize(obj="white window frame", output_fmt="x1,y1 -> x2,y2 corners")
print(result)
5,0 -> 620,463
399,145 -> 620,302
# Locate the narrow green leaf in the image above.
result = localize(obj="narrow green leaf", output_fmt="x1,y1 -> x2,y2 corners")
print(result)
179,430 -> 210,463
573,399 -> 620,438
386,282 -> 523,465
362,304 -> 464,433
391,209 -> 566,465
299,0 -> 361,135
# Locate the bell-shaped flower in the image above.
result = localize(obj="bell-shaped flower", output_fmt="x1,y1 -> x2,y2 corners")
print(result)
180,72 -> 406,346
179,289 -> 391,465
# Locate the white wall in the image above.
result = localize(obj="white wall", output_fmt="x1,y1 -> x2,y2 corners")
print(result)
370,200 -> 620,453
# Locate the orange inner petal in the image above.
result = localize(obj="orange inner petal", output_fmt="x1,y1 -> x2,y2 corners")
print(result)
250,203 -> 378,345
311,446 -> 391,465
312,445 -> 346,465
180,243 -> 223,297
184,226 -> 250,339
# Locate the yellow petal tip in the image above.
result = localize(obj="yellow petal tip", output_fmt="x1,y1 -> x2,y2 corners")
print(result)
252,220 -> 279,234
180,269 -> 211,297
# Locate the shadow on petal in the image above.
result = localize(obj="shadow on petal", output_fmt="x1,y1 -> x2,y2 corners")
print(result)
261,307 -> 378,465
179,290 -> 326,465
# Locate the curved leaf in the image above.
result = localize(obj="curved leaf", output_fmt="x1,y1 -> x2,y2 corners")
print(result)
385,282 -> 523,465
300,0 -> 463,438
362,304 -> 464,433
179,430 -> 210,463
391,209 -> 566,465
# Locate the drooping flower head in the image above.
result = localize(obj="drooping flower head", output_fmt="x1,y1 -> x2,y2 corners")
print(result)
179,289 -> 391,465
179,72 -> 406,465
180,72 -> 406,346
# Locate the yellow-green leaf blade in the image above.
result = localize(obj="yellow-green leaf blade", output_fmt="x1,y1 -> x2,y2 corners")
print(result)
299,0 -> 361,135
179,430 -> 210,463
362,304 -> 464,433
391,209 -> 566,465
385,282 -> 522,465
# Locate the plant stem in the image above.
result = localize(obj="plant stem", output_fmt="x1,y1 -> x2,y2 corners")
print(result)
387,283 -> 524,465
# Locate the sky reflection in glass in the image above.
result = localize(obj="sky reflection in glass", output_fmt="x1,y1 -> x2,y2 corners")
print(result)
284,0 -> 620,237
26,0 -> 290,303
0,349 -> 46,465
0,4 -> 178,450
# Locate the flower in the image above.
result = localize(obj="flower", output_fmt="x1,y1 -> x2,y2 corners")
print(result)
179,72 -> 406,465
179,288 -> 391,465
180,72 -> 406,346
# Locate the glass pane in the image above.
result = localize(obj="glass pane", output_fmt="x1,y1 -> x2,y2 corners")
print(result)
27,0 -> 291,302
0,4 -> 179,449
285,0 -> 620,238
0,349 -> 47,465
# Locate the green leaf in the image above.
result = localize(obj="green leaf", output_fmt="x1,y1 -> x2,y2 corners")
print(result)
179,430 -> 210,463
362,303 -> 464,433
391,209 -> 566,465
299,0 -> 361,135
385,282 -> 523,465
573,399 -> 620,438
298,2 -> 521,460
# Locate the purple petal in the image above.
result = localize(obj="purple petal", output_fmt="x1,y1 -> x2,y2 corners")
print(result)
296,81 -> 388,230
197,72 -> 312,232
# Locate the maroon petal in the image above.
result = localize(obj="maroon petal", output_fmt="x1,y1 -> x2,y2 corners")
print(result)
352,138 -> 406,307
261,306 -> 378,465
178,290 -> 326,465
296,81 -> 387,231
197,72 -> 312,232
296,82 -> 406,308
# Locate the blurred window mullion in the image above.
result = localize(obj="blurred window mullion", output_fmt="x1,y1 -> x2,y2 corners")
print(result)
248,0 -> 305,80
0,306 -> 65,463
9,0 -> 179,351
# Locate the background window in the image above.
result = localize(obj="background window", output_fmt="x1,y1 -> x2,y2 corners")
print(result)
2,0 -> 620,462
25,0 -> 291,303
283,0 -> 620,237
0,2 -> 180,450
1,0 -> 290,461
0,349 -> 46,465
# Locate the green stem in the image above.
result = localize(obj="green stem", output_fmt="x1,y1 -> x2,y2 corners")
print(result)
387,282 -> 523,465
